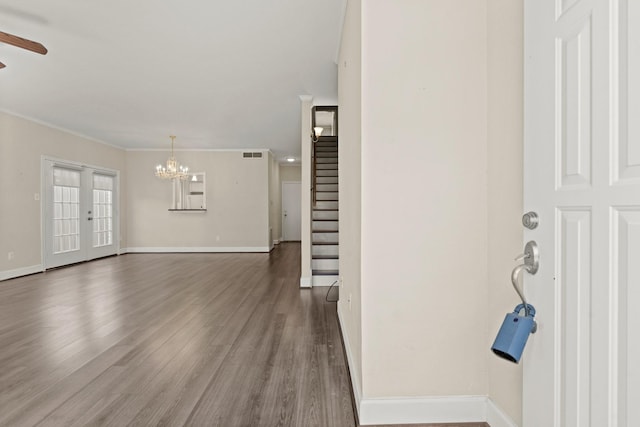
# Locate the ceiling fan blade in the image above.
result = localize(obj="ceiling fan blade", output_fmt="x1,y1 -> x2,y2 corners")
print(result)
0,31 -> 47,55
0,61 -> 5,69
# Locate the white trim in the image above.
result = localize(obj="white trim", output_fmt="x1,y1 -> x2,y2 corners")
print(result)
0,264 -> 44,282
312,275 -> 339,287
487,398 -> 519,427
124,246 -> 270,253
358,396 -> 487,426
337,304 -> 362,417
300,276 -> 312,288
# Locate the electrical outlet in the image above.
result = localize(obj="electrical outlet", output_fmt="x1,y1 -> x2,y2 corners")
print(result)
8,252 -> 14,260
34,193 -> 40,201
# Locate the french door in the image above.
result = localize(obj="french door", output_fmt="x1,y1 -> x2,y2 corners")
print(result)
43,159 -> 119,269
524,0 -> 639,426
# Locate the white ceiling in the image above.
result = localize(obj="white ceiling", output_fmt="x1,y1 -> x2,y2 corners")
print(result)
0,0 -> 344,161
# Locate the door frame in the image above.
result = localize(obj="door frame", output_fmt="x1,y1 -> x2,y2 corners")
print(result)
41,156 -> 121,269
281,180 -> 302,241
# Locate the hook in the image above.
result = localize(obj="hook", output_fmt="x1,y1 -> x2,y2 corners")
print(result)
509,241 -> 539,331
511,265 -> 537,332
511,264 -> 531,316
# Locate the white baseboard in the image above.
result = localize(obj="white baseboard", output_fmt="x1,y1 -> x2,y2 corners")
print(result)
359,395 -> 487,425
337,304 -> 363,417
336,307 -> 519,427
124,246 -> 271,253
312,274 -> 339,287
300,276 -> 312,288
0,264 -> 44,282
487,398 -> 519,427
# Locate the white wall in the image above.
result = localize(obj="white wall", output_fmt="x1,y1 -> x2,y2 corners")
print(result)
361,0 -> 488,398
125,150 -> 270,251
0,110 -> 280,279
487,0 -> 524,424
337,0 -> 363,411
0,111 -> 127,278
279,164 -> 301,182
337,0 -> 525,424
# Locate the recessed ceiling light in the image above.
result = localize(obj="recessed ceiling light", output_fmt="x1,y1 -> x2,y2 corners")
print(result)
286,157 -> 295,162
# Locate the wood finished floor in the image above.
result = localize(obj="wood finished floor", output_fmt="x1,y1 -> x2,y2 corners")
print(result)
0,243 -> 487,427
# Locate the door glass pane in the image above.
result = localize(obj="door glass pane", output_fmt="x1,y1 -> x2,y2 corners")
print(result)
92,175 -> 114,248
52,168 -> 81,255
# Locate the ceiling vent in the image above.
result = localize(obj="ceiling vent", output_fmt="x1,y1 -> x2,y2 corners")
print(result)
242,152 -> 263,158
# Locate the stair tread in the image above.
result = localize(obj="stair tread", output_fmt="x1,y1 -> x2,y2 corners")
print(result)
313,209 -> 339,212
312,269 -> 340,276
312,255 -> 339,260
313,219 -> 339,221
312,242 -> 339,246
312,230 -> 339,233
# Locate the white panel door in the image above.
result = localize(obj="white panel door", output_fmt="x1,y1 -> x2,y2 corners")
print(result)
44,160 -> 119,268
282,181 -> 301,241
524,1 -> 640,426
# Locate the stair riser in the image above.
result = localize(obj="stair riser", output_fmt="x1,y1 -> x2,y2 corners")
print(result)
316,176 -> 338,184
315,201 -> 338,209
316,184 -> 338,192
316,170 -> 338,177
312,245 -> 339,256
316,151 -> 338,157
316,192 -> 338,201
315,142 -> 338,147
312,259 -> 339,270
313,210 -> 338,220
313,232 -> 339,243
313,221 -> 338,231
316,157 -> 338,163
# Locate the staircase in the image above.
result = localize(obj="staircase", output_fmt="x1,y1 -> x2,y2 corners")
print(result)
311,139 -> 339,280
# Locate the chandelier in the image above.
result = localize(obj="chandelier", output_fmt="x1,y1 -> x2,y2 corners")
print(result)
155,135 -> 189,180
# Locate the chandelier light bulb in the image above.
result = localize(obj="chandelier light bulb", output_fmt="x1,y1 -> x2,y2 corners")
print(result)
155,136 -> 189,180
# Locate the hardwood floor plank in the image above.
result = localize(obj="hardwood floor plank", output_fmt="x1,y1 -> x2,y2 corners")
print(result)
0,243 -> 487,427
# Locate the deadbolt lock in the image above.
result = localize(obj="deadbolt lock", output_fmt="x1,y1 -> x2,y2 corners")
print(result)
522,211 -> 539,230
